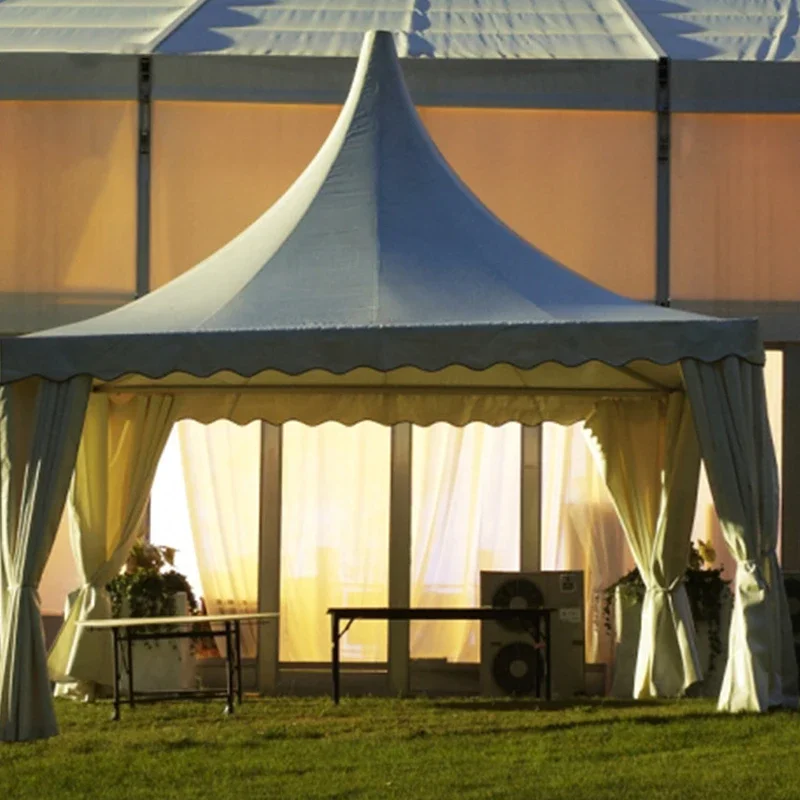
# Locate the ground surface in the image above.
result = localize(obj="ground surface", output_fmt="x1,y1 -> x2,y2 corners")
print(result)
2,697 -> 799,799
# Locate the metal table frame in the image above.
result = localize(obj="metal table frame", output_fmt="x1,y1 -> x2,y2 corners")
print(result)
80,612 -> 278,720
327,607 -> 553,704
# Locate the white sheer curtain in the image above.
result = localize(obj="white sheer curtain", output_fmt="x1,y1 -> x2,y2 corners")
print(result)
280,422 -> 390,663
150,429 -> 202,601
541,422 -> 634,666
410,423 -> 520,663
178,420 -> 260,657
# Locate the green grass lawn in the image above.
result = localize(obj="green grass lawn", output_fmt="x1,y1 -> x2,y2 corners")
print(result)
3,696 -> 799,799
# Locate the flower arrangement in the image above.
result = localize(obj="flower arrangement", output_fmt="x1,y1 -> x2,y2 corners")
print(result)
602,540 -> 732,675
107,541 -> 198,620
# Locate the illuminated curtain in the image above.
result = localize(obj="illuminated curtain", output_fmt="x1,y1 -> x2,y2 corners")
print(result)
177,420 -> 260,658
280,422 -> 390,663
410,423 -> 520,663
149,427 -> 203,610
541,423 -> 634,665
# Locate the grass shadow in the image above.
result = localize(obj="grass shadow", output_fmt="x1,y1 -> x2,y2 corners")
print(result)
432,697 -> 670,713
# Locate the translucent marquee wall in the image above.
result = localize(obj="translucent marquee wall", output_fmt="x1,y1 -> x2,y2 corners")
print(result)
672,115 -> 800,303
149,103 -> 657,299
0,101 -> 137,333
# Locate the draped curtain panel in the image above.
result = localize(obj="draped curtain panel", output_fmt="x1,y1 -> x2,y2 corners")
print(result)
178,420 -> 261,658
410,423 -> 520,663
48,393 -> 177,693
690,350 -> 783,581
585,394 -> 703,698
541,422 -> 635,666
683,358 -> 799,712
0,377 -> 89,742
280,422 -> 391,663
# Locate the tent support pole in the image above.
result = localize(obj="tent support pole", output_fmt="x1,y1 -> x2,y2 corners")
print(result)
257,422 -> 282,694
388,423 -> 412,697
782,347 -> 800,570
520,425 -> 542,571
136,55 -> 152,299
655,56 -> 671,307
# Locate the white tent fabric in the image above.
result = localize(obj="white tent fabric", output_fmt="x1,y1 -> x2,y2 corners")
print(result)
683,358 -> 799,711
0,0 -> 204,54
1,1 -> 798,113
179,420 -> 261,658
0,377 -> 89,742
410,423 -> 520,663
586,395 -> 703,698
3,0 -> 796,63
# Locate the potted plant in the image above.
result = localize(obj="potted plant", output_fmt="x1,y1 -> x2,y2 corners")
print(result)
602,540 -> 732,697
107,541 -> 199,693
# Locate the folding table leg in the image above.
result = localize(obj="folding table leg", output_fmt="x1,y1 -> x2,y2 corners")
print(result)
112,627 -> 121,721
235,620 -> 243,705
331,613 -> 340,704
224,622 -> 235,715
545,612 -> 552,701
127,630 -> 135,708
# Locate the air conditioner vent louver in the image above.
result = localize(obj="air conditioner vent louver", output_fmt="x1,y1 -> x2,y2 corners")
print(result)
491,641 -> 543,696
490,578 -> 545,633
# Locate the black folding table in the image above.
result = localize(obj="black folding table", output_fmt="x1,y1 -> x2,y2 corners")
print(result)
326,606 -> 554,703
80,611 -> 279,720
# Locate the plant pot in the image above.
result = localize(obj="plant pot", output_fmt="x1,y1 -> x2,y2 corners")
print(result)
610,587 -> 732,698
120,592 -> 197,694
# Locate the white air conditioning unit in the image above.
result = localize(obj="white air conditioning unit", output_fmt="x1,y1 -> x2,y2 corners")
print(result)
480,571 -> 585,700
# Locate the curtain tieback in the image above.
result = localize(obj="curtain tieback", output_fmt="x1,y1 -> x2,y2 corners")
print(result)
6,583 -> 37,591
646,578 -> 684,595
741,560 -> 768,592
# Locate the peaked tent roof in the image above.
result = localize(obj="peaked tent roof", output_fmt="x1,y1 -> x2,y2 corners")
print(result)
0,31 -> 761,385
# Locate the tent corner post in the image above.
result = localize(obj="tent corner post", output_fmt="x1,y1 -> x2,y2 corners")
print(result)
136,55 -> 152,300
256,422 -> 282,695
656,55 -> 671,308
520,425 -> 543,572
388,423 -> 412,697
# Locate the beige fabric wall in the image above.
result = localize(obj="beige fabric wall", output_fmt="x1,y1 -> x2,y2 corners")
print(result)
38,511 -> 77,617
150,102 -> 339,289
0,101 -> 137,332
150,102 -> 656,298
672,115 -> 800,301
419,108 -> 656,299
